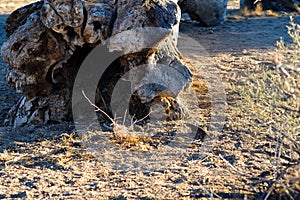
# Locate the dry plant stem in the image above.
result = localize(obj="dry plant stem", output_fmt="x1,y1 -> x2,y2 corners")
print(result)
5,153 -> 28,168
273,136 -> 280,178
263,168 -> 288,200
280,183 -> 296,200
278,65 -> 291,77
82,90 -> 116,125
194,181 -> 215,200
278,132 -> 300,157
82,90 -> 152,141
81,90 -> 127,139
218,154 -> 248,176
278,63 -> 300,73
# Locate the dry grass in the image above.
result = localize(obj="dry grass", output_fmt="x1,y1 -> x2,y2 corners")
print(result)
219,19 -> 300,197
81,90 -> 193,153
227,2 -> 279,20
241,3 -> 279,17
276,17 -> 300,69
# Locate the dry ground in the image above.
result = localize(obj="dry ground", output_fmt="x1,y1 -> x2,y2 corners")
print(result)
0,0 -> 37,14
0,1 -> 299,199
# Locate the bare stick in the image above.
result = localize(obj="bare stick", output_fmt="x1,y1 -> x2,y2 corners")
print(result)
219,154 -> 247,176
82,90 -> 116,125
194,180 -> 215,200
263,169 -> 287,200
132,111 -> 152,125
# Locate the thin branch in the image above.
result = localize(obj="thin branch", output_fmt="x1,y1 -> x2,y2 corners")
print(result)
194,180 -> 216,200
218,154 -> 247,176
82,90 -> 116,125
263,169 -> 287,200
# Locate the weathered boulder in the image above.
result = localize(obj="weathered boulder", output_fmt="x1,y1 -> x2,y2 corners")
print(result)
1,0 -> 192,127
178,0 -> 228,26
240,0 -> 300,12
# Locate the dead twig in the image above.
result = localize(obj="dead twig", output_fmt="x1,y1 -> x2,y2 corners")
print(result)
263,169 -> 287,200
278,131 -> 300,157
5,153 -> 28,168
193,180 -> 216,200
218,154 -> 248,176
82,90 -> 156,150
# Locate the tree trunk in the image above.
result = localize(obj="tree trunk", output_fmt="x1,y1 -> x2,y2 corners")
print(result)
1,0 -> 193,127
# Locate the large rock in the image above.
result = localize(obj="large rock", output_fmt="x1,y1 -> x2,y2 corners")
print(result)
1,0 -> 192,127
240,0 -> 300,11
178,0 -> 228,26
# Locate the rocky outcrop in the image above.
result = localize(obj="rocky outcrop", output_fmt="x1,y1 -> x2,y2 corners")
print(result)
178,0 -> 228,26
240,0 -> 300,12
1,0 -> 193,127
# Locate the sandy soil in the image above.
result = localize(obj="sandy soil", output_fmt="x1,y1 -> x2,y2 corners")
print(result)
0,0 -> 37,14
0,1 -> 299,199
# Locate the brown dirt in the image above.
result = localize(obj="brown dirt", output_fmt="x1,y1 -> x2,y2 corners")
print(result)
0,0 -> 37,14
0,1 -> 299,199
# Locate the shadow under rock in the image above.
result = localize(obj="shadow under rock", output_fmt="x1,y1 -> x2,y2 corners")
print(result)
0,14 -> 20,125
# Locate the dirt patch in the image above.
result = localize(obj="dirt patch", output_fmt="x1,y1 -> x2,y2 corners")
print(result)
180,16 -> 297,53
0,1 -> 299,199
0,0 -> 37,14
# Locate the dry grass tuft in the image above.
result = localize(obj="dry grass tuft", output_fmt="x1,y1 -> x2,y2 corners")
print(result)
241,3 -> 279,17
276,17 -> 300,69
82,90 -> 159,152
81,91 -> 186,152
227,2 -> 280,19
